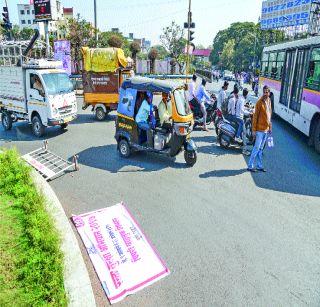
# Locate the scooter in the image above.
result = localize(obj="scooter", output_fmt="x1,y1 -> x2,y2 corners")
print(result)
215,104 -> 254,148
189,94 -> 217,128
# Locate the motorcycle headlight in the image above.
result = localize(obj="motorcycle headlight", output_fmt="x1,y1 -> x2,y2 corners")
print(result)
52,108 -> 58,116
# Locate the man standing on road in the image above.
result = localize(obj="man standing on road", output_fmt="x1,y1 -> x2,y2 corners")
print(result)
247,85 -> 272,172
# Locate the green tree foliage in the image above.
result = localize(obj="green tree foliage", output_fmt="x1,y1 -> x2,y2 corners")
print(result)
210,22 -> 286,71
160,21 -> 186,73
151,44 -> 169,60
58,16 -> 96,73
98,31 -> 130,56
220,39 -> 235,71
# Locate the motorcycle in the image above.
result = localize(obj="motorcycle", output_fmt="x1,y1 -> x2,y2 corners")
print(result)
189,93 -> 217,129
215,103 -> 254,148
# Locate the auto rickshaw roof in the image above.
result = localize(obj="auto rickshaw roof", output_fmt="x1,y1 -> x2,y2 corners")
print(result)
121,77 -> 179,93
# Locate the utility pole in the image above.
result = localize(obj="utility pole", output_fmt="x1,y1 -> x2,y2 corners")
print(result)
94,0 -> 98,46
186,0 -> 191,81
45,21 -> 50,57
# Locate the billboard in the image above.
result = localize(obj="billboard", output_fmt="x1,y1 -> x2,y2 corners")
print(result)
54,40 -> 71,75
34,0 -> 52,21
261,0 -> 313,30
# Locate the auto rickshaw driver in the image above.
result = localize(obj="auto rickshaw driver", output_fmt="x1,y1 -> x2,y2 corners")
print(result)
158,92 -> 172,130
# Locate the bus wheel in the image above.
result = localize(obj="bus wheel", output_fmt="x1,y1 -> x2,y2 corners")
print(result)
314,120 -> 320,154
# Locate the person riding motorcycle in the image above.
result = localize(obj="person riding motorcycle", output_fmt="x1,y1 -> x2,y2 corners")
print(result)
195,79 -> 211,131
226,87 -> 245,143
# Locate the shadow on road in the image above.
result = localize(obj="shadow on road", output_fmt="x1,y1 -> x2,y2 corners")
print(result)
200,169 -> 247,178
71,113 -> 116,125
77,144 -> 187,173
0,122 -> 67,142
245,118 -> 320,197
192,135 -> 242,156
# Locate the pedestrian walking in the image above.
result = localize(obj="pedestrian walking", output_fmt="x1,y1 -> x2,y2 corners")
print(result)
247,85 -> 272,172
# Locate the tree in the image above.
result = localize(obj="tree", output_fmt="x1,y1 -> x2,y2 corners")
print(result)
20,27 -> 34,40
107,34 -> 123,48
129,41 -> 141,70
59,16 -> 95,73
220,39 -> 235,71
210,22 -> 287,72
151,44 -> 169,60
160,21 -> 186,74
148,48 -> 158,74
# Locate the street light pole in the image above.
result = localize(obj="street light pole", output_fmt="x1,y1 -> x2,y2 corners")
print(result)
94,0 -> 98,45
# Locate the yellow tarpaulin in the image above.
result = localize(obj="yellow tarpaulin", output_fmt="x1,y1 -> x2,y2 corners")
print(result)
81,47 -> 128,73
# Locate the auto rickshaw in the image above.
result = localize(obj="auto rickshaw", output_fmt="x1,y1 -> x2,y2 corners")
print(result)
115,77 -> 197,166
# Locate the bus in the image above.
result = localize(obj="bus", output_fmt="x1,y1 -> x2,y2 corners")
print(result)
259,36 -> 320,153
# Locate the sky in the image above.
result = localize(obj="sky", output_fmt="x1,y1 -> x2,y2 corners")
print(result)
3,0 -> 262,47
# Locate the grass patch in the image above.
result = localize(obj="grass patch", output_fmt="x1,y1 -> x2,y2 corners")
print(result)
0,148 -> 67,306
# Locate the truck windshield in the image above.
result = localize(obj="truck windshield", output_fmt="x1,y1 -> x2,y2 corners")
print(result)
42,73 -> 73,95
174,89 -> 191,116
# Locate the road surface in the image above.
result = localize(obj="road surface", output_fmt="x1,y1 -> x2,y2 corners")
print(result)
1,81 -> 320,306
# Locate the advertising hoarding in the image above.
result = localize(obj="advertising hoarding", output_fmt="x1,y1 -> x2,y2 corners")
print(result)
34,0 -> 52,21
54,40 -> 71,76
261,0 -> 313,30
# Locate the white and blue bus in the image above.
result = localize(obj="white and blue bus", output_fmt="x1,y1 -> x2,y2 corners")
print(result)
259,36 -> 320,153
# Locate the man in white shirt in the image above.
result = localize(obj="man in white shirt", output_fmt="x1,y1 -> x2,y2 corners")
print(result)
187,74 -> 198,103
196,79 -> 211,131
227,87 -> 245,142
217,81 -> 229,111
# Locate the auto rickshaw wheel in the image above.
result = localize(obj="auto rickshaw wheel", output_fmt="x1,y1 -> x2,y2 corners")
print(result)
95,107 -> 106,121
184,150 -> 197,167
118,139 -> 131,158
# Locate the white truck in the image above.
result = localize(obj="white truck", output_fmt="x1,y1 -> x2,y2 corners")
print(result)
0,35 -> 77,137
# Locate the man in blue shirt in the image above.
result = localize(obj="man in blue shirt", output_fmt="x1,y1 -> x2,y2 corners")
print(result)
196,79 -> 211,131
136,92 -> 153,146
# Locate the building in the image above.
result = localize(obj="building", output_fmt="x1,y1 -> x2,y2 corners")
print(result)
63,7 -> 73,19
192,49 -> 211,62
17,1 -> 65,39
17,3 -> 45,37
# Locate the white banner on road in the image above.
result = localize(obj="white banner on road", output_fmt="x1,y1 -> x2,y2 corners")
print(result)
72,203 -> 170,304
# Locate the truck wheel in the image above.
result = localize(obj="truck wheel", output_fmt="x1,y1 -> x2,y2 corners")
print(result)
95,107 -> 106,121
2,112 -> 12,131
118,139 -> 131,158
314,120 -> 320,154
60,123 -> 69,129
32,115 -> 45,137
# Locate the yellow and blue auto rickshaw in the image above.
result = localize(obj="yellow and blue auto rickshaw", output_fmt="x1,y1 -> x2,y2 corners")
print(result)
115,77 -> 197,166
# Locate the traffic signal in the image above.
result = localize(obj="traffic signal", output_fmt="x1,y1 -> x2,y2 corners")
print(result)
188,30 -> 195,42
1,6 -> 12,31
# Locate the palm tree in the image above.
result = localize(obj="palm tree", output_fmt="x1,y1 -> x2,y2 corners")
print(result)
148,48 -> 158,74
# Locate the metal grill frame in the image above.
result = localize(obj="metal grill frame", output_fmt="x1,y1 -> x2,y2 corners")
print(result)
22,140 -> 79,181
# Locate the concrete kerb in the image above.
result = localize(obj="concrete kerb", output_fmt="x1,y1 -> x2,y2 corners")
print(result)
31,170 -> 96,307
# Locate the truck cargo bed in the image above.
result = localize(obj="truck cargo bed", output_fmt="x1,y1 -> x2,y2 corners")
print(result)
0,66 -> 27,113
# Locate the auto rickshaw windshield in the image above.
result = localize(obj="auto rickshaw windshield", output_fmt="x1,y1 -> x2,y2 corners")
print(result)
174,89 -> 191,116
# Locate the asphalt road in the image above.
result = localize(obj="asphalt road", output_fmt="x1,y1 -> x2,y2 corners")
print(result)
1,81 -> 320,306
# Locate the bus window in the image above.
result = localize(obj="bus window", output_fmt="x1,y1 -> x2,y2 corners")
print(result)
261,53 -> 269,77
268,52 -> 277,79
306,48 -> 320,91
276,52 -> 285,80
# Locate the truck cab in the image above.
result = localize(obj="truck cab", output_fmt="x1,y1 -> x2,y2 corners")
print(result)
0,37 -> 77,137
